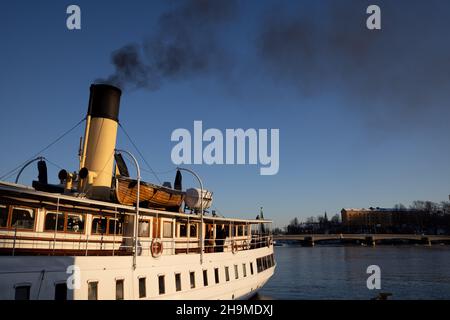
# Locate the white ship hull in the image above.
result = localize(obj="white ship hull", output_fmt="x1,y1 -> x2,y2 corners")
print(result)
0,246 -> 274,300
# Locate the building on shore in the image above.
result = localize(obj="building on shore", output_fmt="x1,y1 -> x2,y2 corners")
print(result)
341,207 -> 450,234
341,208 -> 393,231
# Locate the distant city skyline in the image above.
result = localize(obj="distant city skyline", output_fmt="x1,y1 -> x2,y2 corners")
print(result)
1,0 -> 450,227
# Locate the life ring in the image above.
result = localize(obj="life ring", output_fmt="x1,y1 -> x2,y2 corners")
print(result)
151,238 -> 163,258
267,237 -> 272,247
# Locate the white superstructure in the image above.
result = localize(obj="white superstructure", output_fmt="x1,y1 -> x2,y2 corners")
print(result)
0,181 -> 275,300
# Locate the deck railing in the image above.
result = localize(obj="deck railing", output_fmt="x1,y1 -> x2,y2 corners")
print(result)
0,233 -> 273,257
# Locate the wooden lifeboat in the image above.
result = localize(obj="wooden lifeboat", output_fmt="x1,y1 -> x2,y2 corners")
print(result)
114,176 -> 185,211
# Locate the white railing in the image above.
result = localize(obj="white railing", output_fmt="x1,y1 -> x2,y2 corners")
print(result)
0,233 -> 273,257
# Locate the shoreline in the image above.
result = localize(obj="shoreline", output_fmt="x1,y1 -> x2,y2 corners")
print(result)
274,240 -> 450,247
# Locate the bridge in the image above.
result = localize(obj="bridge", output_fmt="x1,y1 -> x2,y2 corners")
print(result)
273,234 -> 450,246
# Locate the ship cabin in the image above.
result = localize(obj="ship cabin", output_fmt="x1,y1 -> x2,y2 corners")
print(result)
0,181 -> 273,258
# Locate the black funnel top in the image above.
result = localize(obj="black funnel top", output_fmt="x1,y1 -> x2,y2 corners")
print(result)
87,84 -> 122,122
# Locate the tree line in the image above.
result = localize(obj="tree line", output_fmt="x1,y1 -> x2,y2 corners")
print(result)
275,200 -> 450,235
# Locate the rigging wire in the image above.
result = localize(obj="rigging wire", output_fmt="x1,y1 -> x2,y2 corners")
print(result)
0,117 -> 85,181
118,123 -> 162,184
45,158 -> 64,170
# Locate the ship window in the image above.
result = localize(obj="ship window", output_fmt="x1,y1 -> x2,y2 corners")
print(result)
189,224 -> 197,238
243,225 -> 248,236
214,268 -> 220,284
44,212 -> 64,232
243,263 -> 247,277
158,275 -> 165,295
88,281 -> 98,300
116,279 -> 124,300
179,223 -> 187,237
66,214 -> 85,233
11,208 -> 35,230
15,285 -> 30,300
250,262 -> 254,275
54,283 -> 67,300
138,220 -> 150,237
231,225 -> 236,237
190,272 -> 196,289
206,224 -> 214,241
44,212 -> 85,233
262,257 -> 267,270
91,217 -> 107,234
139,277 -> 146,298
224,225 -> 230,238
0,205 -> 8,227
203,270 -> 208,287
237,225 -> 243,236
175,273 -> 182,292
225,266 -> 230,282
234,265 -> 239,279
163,221 -> 173,238
257,258 -> 262,273
108,218 -> 123,235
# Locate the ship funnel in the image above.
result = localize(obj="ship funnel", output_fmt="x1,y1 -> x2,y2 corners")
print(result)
79,84 -> 122,200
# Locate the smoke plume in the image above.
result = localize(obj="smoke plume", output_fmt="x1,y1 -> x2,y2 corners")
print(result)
256,0 -> 450,131
98,0 -> 237,91
99,0 -> 450,133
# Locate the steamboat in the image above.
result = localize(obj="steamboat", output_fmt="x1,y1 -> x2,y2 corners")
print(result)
0,84 -> 275,300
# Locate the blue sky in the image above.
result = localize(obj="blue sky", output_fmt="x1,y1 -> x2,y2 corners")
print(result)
1,1 -> 450,227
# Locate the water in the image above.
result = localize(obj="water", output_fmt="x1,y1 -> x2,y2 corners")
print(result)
259,245 -> 450,299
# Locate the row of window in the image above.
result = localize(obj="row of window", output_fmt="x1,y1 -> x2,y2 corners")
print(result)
0,205 -> 175,237
256,254 -> 275,273
13,256 -> 273,300
87,276 -> 152,300
1,205 -> 251,240
204,224 -> 249,238
88,261 -> 257,300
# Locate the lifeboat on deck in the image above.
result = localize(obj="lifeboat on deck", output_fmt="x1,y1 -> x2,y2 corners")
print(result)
114,176 -> 185,211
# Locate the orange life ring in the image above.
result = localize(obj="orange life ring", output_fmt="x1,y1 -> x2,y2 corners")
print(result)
151,238 -> 163,258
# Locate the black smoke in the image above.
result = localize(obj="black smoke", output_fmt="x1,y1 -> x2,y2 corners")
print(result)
98,0 -> 450,133
98,0 -> 237,90
256,0 -> 450,132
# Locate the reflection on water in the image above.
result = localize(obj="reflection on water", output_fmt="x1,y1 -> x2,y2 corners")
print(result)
258,245 -> 450,300
250,293 -> 274,300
